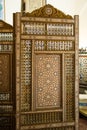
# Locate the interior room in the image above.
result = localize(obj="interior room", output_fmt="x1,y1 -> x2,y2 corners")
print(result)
0,0 -> 87,130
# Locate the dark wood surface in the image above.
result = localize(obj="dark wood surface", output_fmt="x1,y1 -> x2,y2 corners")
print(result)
79,114 -> 87,130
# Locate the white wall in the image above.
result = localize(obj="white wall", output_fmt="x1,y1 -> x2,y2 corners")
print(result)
5,0 -> 21,25
5,0 -> 87,48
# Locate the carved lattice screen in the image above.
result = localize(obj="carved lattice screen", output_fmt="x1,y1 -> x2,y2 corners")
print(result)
14,4 -> 79,130
79,51 -> 87,82
0,20 -> 15,130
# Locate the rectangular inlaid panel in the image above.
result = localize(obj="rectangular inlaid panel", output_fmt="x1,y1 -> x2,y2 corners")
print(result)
0,54 -> 10,92
64,54 -> 75,121
34,54 -> 61,110
20,40 -> 32,111
79,55 -> 87,81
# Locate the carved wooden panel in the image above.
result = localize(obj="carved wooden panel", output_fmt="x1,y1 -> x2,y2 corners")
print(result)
0,115 -> 15,130
0,54 -> 10,92
20,40 -> 32,111
79,55 -> 87,81
34,54 -> 61,110
0,20 -> 15,130
64,54 -> 75,121
22,22 -> 74,36
14,4 -> 79,130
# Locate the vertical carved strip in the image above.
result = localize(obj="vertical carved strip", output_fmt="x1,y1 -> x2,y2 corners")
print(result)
32,40 -> 35,111
62,53 -> 66,122
64,54 -> 75,121
74,15 -> 79,130
14,12 -> 21,130
20,40 -> 32,111
0,54 -> 9,92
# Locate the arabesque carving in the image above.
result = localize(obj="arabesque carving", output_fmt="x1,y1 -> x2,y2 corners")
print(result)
24,4 -> 73,19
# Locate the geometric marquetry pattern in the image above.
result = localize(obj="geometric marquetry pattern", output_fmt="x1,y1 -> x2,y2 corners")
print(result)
0,54 -> 10,93
23,22 -> 74,36
23,22 -> 45,35
35,54 -> 61,109
0,20 -> 14,130
64,54 -> 75,121
15,6 -> 79,130
0,105 -> 13,113
0,33 -> 13,41
0,93 -> 9,101
20,127 -> 75,130
21,111 -> 62,125
34,40 -> 74,51
0,45 -> 13,52
21,127 -> 75,130
79,56 -> 87,81
21,40 -> 32,111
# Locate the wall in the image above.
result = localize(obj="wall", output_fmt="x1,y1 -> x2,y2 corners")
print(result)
5,0 -> 21,25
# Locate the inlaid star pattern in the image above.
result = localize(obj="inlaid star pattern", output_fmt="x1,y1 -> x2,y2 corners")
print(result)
35,54 -> 61,109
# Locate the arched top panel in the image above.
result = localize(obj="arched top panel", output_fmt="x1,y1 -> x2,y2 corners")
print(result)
0,20 -> 13,30
24,4 -> 73,19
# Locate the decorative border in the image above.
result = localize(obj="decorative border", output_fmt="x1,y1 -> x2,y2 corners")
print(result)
74,15 -> 79,130
0,0 -> 5,20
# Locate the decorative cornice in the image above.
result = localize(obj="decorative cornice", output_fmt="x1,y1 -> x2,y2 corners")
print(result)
23,4 -> 73,19
0,20 -> 13,29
